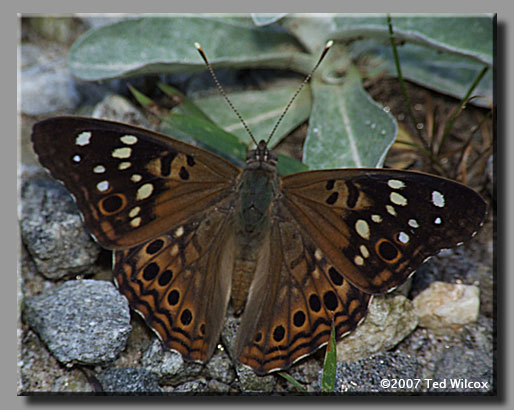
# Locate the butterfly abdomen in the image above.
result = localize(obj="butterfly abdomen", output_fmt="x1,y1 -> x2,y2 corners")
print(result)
231,166 -> 278,313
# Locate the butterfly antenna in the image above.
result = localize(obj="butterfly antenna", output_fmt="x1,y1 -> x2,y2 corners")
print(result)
266,40 -> 334,145
195,42 -> 258,146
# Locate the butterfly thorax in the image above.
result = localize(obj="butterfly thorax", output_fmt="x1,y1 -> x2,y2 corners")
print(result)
231,141 -> 279,314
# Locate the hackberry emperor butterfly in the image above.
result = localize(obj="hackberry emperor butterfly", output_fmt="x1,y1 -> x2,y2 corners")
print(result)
31,42 -> 486,376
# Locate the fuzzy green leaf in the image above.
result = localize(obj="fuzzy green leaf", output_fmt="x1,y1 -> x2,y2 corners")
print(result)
251,13 -> 287,26
284,14 -> 493,66
185,84 -> 312,147
69,15 -> 313,81
304,66 -> 397,169
351,40 -> 492,108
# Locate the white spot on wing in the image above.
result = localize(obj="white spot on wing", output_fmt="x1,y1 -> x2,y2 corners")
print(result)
355,219 -> 370,240
170,244 -> 179,257
360,245 -> 370,258
118,162 -> 132,170
136,183 -> 154,200
129,206 -> 141,218
398,231 -> 410,244
408,219 -> 419,228
387,179 -> 405,189
75,131 -> 92,146
354,255 -> 364,266
112,147 -> 132,159
432,191 -> 445,208
371,214 -> 382,223
120,135 -> 138,145
130,217 -> 142,227
175,226 -> 184,238
72,155 -> 81,163
314,249 -> 323,261
390,192 -> 408,206
386,205 -> 397,216
96,180 -> 109,192
434,217 -> 442,225
93,165 -> 106,174
131,174 -> 142,183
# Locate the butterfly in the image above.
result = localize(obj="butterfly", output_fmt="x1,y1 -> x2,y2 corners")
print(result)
31,114 -> 486,375
30,41 -> 486,376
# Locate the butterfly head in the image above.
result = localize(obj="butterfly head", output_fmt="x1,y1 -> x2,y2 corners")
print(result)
245,140 -> 277,171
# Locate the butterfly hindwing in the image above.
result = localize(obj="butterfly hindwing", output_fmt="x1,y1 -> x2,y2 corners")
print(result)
236,206 -> 370,375
113,198 -> 237,362
281,169 -> 487,293
31,116 -> 241,249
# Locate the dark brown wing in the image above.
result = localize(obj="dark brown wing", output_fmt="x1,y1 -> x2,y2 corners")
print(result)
280,168 -> 486,293
235,206 -> 370,375
31,116 -> 241,249
114,197 -> 237,363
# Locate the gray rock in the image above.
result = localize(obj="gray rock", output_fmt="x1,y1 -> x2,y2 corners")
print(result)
92,94 -> 152,128
220,312 -> 239,358
204,348 -> 236,385
207,379 -> 233,393
236,363 -> 276,393
287,357 -> 323,392
411,239 -> 489,297
332,351 -> 421,393
18,328 -> 76,393
336,295 -> 418,362
20,49 -> 80,115
431,345 -> 493,393
173,378 -> 209,393
96,368 -> 162,394
23,279 -> 131,366
140,339 -> 203,386
21,44 -> 47,69
461,315 -> 493,354
20,176 -> 100,280
395,316 -> 494,392
52,373 -> 94,393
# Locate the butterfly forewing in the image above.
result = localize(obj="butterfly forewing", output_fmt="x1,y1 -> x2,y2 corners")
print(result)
31,117 -> 241,249
281,169 -> 487,294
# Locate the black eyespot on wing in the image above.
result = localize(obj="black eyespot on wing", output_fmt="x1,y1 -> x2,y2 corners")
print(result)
326,191 -> 338,205
273,325 -> 285,342
158,269 -> 173,286
179,166 -> 189,180
143,262 -> 159,281
309,294 -> 321,312
293,311 -> 306,327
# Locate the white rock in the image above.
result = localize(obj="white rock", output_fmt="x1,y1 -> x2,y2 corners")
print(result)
413,281 -> 479,333
336,295 -> 418,362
